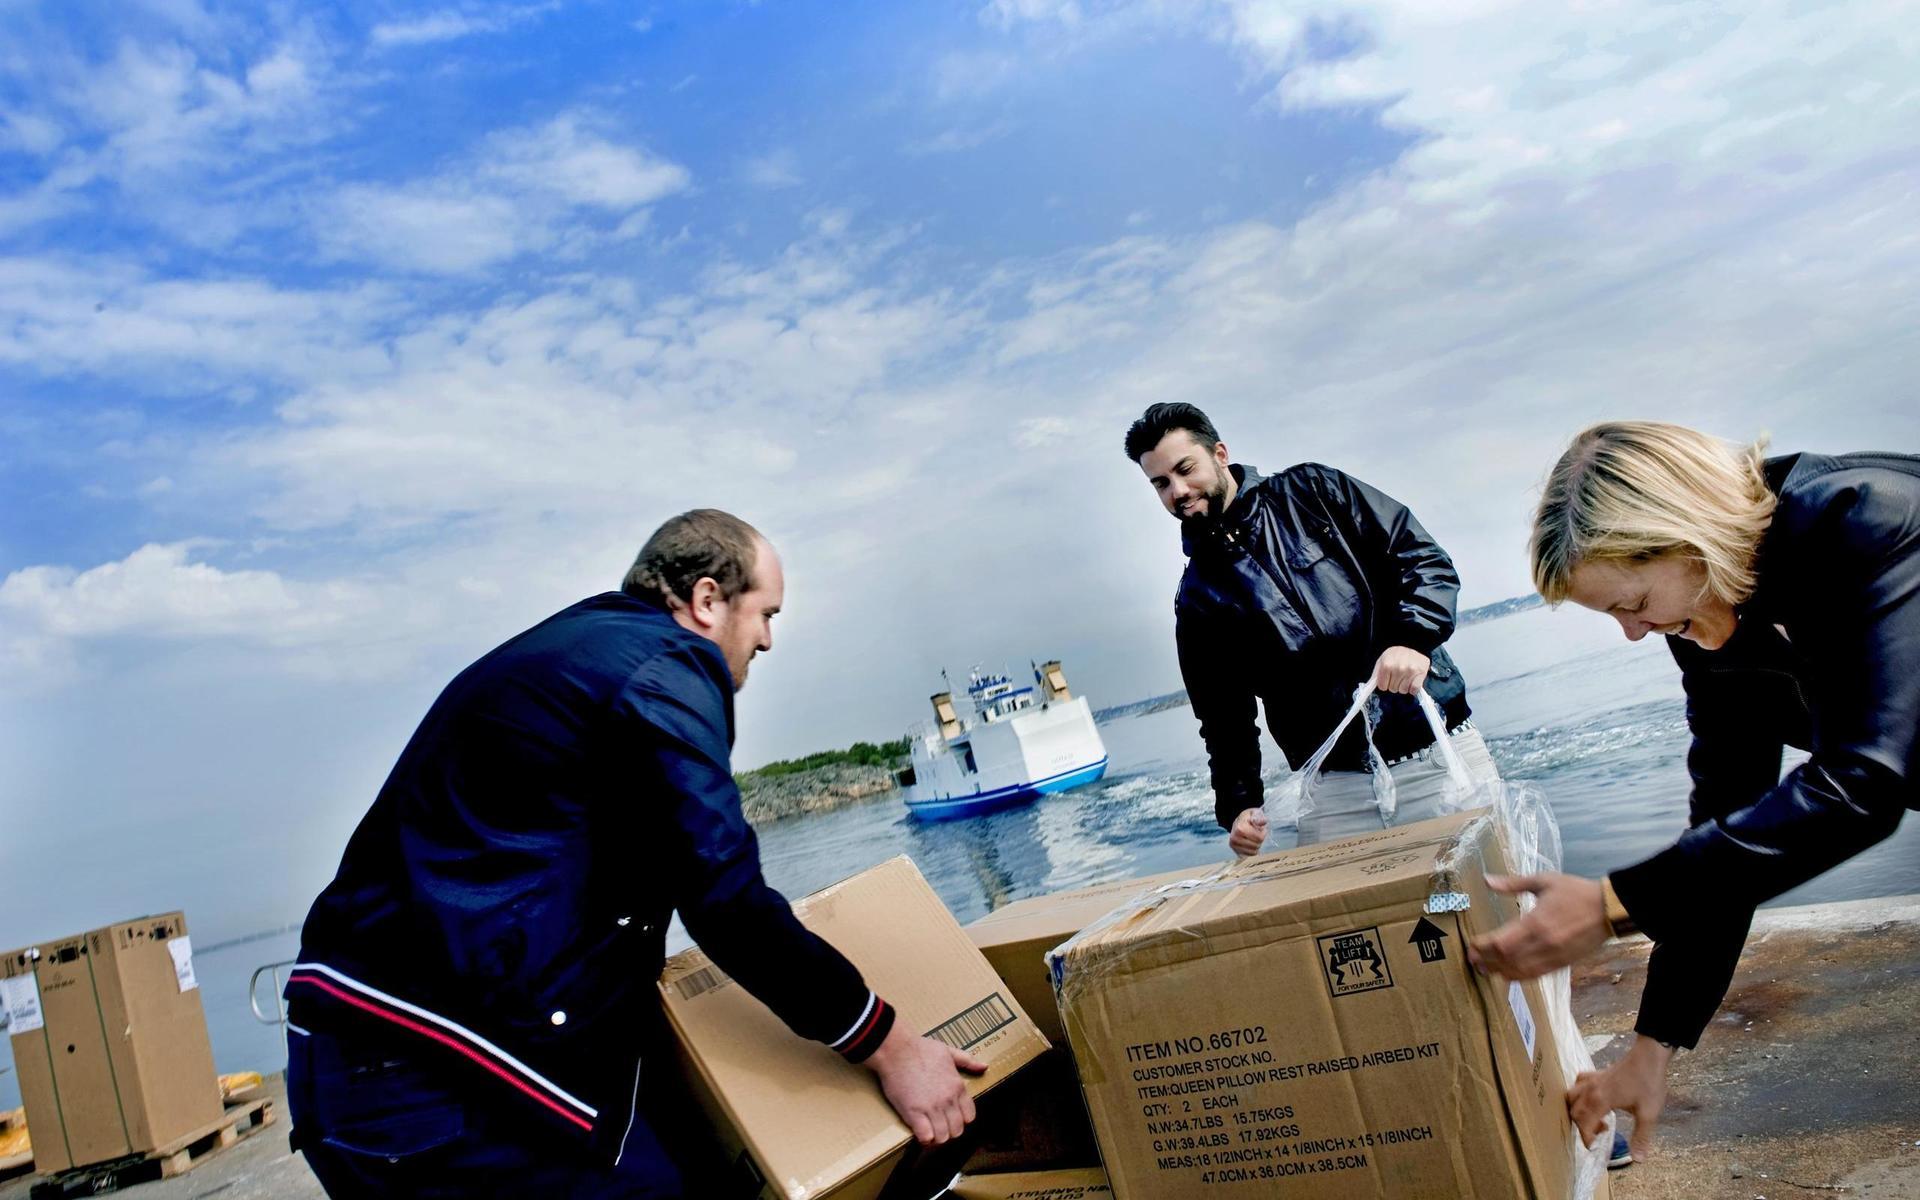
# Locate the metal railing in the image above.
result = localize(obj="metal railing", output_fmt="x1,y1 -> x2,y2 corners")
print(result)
249,959 -> 297,1026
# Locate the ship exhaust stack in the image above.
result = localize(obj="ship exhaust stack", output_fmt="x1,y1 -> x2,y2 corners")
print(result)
930,692 -> 964,740
1038,660 -> 1072,702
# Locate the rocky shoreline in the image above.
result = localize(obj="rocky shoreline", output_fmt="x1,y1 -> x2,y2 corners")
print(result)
738,762 -> 901,823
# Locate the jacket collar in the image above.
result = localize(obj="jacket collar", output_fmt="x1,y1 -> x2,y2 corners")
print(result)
1180,462 -> 1263,558
1737,453 -> 1806,621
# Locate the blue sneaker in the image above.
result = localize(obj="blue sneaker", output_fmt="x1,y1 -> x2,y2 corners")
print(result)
1608,1131 -> 1633,1170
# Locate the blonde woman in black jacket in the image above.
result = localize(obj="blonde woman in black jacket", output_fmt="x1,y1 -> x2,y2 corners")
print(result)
1471,423 -> 1919,1161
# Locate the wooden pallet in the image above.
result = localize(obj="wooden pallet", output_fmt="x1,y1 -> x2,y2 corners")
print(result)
28,1100 -> 275,1198
0,1107 -> 30,1179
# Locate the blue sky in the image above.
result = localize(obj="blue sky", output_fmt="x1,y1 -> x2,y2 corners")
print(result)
3,0 -> 1918,942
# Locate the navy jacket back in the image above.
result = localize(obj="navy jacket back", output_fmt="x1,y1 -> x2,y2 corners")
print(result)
291,591 -> 874,1157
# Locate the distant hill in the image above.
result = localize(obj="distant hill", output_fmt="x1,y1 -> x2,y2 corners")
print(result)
1458,593 -> 1545,625
1093,691 -> 1190,723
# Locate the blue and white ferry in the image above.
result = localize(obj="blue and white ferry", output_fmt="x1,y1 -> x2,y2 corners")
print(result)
897,660 -> 1109,821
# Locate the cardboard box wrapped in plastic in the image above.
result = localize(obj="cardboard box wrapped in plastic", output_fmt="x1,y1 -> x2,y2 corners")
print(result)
1048,811 -> 1609,1200
657,856 -> 1049,1200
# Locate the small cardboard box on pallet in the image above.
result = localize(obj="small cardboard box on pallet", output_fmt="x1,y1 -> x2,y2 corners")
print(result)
0,912 -> 224,1174
1050,811 -> 1607,1200
966,864 -> 1218,1046
658,856 -> 1050,1200
948,1166 -> 1112,1199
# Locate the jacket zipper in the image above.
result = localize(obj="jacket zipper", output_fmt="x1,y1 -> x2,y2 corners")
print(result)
614,1054 -> 643,1167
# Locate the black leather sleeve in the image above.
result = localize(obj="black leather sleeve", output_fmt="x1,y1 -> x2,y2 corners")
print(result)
1631,641 -> 1785,1048
1313,466 -> 1460,656
1177,603 -> 1265,829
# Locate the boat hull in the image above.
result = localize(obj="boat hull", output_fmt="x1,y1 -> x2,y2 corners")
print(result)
903,755 -> 1109,821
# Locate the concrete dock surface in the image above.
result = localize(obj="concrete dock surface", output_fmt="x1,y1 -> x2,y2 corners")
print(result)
3,895 -> 1916,1199
1582,895 -> 1920,1200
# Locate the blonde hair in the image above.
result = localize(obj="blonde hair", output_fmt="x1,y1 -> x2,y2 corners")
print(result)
1531,422 -> 1775,606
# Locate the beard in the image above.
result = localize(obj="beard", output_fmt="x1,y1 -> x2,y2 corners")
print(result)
1177,471 -> 1234,522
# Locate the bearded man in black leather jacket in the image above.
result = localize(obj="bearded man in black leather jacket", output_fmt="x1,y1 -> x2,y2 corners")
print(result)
1124,403 -> 1493,857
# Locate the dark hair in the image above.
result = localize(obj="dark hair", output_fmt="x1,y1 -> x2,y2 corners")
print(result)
1124,403 -> 1220,462
623,509 -> 762,604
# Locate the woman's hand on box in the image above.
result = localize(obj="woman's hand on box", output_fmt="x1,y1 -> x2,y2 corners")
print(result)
1467,873 -> 1610,978
865,1024 -> 986,1145
1570,1035 -> 1673,1162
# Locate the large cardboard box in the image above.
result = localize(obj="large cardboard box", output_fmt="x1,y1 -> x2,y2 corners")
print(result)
966,864 -> 1220,1046
0,912 -> 224,1174
948,1166 -> 1112,1199
659,856 -> 1050,1200
1051,812 -> 1594,1200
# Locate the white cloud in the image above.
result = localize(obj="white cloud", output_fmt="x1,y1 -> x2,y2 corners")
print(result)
489,115 -> 692,208
0,256 -> 400,383
0,16 -> 342,242
742,148 -> 804,189
371,12 -> 500,46
903,121 -> 1015,156
981,0 -> 1083,30
369,3 -> 557,48
324,184 -> 527,274
58,33 -> 331,177
0,542 -> 364,646
932,50 -> 1020,101
0,111 -> 64,155
236,230 -> 974,532
317,114 -> 690,274
1015,416 -> 1073,447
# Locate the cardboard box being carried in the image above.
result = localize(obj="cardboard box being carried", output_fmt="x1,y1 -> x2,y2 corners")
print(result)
1050,811 -> 1597,1200
966,863 -> 1219,1046
948,1166 -> 1113,1199
1,912 -> 224,1174
659,856 -> 1049,1200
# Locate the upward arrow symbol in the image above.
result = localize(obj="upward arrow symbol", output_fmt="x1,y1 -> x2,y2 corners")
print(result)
1410,917 -> 1450,963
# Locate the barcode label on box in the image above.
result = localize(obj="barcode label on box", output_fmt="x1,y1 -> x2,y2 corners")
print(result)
927,993 -> 1016,1050
168,936 -> 199,993
1,974 -> 43,1034
675,965 -> 731,1000
1508,981 -> 1537,1062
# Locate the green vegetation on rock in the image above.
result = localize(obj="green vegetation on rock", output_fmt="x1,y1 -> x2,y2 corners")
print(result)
742,738 -> 910,779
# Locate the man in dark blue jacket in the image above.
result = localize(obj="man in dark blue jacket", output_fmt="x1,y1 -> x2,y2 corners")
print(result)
286,509 -> 982,1198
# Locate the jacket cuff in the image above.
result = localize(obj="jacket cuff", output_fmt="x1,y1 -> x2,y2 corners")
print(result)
1216,791 -> 1262,831
1632,1009 -> 1704,1051
1605,853 -> 1684,945
829,993 -> 895,1064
